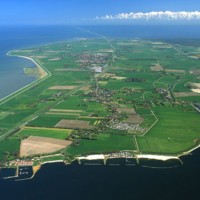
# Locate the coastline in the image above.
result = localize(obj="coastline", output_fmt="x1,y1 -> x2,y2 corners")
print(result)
0,150 -> 194,180
0,51 -> 51,106
10,53 -> 48,79
30,152 -> 183,178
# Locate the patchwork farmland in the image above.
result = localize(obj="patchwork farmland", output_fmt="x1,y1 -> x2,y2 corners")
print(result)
1,38 -> 200,167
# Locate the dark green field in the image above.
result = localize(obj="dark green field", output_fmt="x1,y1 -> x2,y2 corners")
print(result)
0,139 -> 20,161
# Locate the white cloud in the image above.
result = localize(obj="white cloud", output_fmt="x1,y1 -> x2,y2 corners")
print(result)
98,11 -> 200,21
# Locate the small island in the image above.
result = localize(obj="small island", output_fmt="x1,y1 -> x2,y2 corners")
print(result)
1,38 -> 200,179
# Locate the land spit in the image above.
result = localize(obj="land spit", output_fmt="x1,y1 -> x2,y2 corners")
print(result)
0,51 -> 51,106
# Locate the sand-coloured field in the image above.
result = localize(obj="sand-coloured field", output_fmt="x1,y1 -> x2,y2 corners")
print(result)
45,112 -> 80,116
48,57 -> 61,61
20,136 -> 72,157
188,55 -> 199,59
98,81 -> 108,85
80,86 -> 90,91
150,64 -> 163,71
191,89 -> 200,94
99,73 -> 127,80
46,109 -> 83,116
191,83 -> 200,89
111,76 -> 126,80
110,67 -> 134,71
55,119 -> 93,129
124,114 -> 144,124
118,108 -> 136,115
174,92 -> 200,97
49,85 -> 77,90
165,69 -> 185,73
190,70 -> 200,75
30,56 -> 47,59
97,49 -> 114,53
55,68 -> 85,72
50,109 -> 83,113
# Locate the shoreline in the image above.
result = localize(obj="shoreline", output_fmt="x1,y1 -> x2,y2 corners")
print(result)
0,51 -> 51,106
10,53 -> 48,79
0,151 -> 194,180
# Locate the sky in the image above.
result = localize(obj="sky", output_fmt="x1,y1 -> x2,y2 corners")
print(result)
1,0 -> 200,25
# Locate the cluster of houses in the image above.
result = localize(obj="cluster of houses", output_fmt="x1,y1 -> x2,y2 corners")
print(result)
76,53 -> 108,68
155,88 -> 172,100
8,159 -> 33,167
108,121 -> 146,133
107,151 -> 134,158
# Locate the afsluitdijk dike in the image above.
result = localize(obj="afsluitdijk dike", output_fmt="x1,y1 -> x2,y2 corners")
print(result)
1,38 -> 200,179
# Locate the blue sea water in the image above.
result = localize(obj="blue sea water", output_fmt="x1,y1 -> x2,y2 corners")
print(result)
0,150 -> 200,200
1,25 -> 200,200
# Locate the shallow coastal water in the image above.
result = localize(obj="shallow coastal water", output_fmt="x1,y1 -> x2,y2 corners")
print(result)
0,26 -> 94,99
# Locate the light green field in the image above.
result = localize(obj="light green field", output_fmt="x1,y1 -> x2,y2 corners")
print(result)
11,127 -> 71,140
137,106 -> 200,154
41,155 -> 65,163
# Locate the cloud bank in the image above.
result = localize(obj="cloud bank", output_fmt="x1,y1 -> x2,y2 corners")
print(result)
98,11 -> 200,21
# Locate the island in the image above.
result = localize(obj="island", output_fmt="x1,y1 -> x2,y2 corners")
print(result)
1,38 -> 200,179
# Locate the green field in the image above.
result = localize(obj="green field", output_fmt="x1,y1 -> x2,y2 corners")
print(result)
137,106 -> 200,154
67,134 -> 136,156
0,139 -> 20,161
